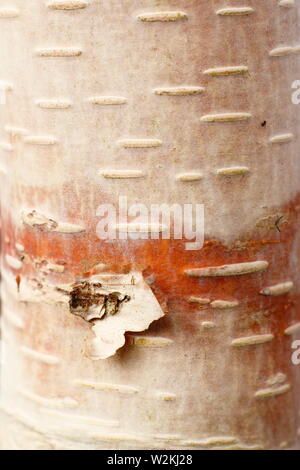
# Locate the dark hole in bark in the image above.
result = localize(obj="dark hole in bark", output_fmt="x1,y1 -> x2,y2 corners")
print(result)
69,281 -> 130,322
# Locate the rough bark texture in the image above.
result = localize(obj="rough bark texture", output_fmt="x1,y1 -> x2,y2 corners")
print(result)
1,0 -> 300,450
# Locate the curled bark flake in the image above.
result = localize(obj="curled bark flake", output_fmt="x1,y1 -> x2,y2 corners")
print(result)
69,281 -> 130,322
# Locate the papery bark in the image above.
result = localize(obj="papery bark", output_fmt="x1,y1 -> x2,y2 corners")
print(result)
1,0 -> 300,450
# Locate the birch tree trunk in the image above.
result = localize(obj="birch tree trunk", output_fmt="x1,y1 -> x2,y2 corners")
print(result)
1,0 -> 300,450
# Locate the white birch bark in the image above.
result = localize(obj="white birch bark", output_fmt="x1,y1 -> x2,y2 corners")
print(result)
0,0 -> 300,450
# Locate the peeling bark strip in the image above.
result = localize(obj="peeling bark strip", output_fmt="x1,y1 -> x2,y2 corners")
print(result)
154,86 -> 205,96
216,166 -> 250,176
21,346 -> 60,365
185,261 -> 269,277
24,136 -> 57,145
188,296 -> 210,304
74,379 -> 139,394
100,170 -> 144,179
118,138 -> 162,148
23,211 -> 57,230
260,281 -> 294,296
216,7 -> 254,16
176,173 -> 203,182
231,334 -> 274,348
180,437 -> 243,448
210,300 -> 239,309
128,335 -> 173,348
270,133 -> 294,143
137,11 -> 188,22
201,112 -> 252,122
279,0 -> 295,6
284,323 -> 300,335
267,373 -> 287,386
36,99 -> 72,109
89,96 -> 127,105
1,0 -> 300,451
203,66 -> 249,76
201,321 -> 216,329
269,45 -> 300,56
23,210 -> 85,233
36,47 -> 83,57
255,384 -> 291,399
69,281 -> 130,322
47,1 -> 89,9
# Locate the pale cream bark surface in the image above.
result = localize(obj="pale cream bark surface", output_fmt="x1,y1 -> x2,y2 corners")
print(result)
0,0 -> 300,450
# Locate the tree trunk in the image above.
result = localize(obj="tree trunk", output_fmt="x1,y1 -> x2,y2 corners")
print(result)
1,0 -> 300,450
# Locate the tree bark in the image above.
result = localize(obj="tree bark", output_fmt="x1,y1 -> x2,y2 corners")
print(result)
1,0 -> 300,450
